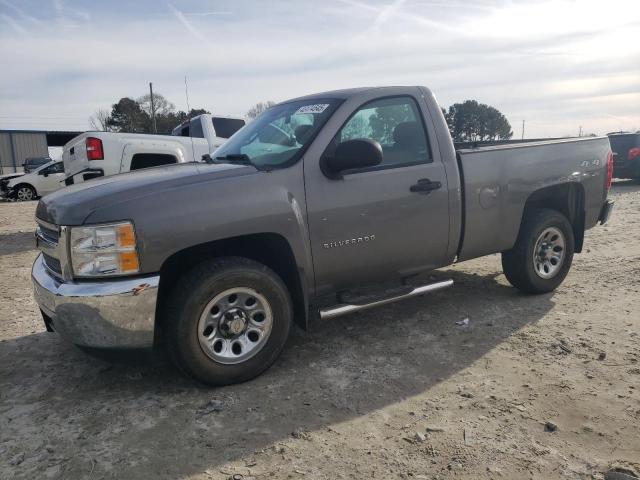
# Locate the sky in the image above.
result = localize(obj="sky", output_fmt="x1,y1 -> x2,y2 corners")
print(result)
0,0 -> 639,138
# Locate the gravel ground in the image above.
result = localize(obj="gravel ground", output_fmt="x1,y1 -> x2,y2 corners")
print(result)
1,181 -> 639,480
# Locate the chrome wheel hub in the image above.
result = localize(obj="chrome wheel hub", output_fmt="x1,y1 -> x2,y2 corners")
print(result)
533,227 -> 565,279
197,287 -> 273,365
17,187 -> 33,201
220,309 -> 248,336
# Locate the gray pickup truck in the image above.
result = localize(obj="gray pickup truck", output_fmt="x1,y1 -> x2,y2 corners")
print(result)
32,86 -> 614,385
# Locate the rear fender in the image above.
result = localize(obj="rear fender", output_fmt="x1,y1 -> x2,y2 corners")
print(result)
521,182 -> 586,253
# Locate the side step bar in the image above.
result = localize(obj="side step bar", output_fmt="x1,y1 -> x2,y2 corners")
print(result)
319,279 -> 454,320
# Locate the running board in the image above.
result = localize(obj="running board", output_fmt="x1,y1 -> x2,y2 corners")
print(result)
319,279 -> 454,320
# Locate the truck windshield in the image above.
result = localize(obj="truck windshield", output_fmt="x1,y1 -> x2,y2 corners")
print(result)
212,99 -> 340,169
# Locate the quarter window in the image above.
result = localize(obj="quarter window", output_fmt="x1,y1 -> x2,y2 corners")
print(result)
335,96 -> 432,169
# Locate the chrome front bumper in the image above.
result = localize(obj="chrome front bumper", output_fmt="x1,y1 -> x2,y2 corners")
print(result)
31,254 -> 160,349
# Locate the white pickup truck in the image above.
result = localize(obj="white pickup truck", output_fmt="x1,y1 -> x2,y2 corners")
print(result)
62,114 -> 245,185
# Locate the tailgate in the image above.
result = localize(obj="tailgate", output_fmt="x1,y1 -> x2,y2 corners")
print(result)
63,133 -> 91,179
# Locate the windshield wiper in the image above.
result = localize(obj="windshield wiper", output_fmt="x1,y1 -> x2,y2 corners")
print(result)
213,153 -> 253,166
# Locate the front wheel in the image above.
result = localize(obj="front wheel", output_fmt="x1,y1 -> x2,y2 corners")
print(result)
502,208 -> 575,294
164,257 -> 292,386
15,184 -> 36,201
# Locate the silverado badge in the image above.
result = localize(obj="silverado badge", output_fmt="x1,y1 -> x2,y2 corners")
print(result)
323,235 -> 376,249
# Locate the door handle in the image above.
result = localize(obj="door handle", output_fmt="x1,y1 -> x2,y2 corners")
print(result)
410,178 -> 442,194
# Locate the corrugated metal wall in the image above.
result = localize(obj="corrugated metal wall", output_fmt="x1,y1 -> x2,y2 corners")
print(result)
0,134 -> 13,173
0,132 -> 48,174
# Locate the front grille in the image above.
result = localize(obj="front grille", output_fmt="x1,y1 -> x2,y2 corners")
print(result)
43,253 -> 62,274
36,219 -> 64,278
38,224 -> 59,244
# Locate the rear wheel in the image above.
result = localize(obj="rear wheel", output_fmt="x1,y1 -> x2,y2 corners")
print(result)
502,208 -> 575,293
15,184 -> 36,201
164,257 -> 292,386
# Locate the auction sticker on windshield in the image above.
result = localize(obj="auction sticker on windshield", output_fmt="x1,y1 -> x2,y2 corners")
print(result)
295,104 -> 330,114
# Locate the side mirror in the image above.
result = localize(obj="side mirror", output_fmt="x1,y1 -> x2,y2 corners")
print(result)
321,139 -> 383,179
39,171 -> 48,177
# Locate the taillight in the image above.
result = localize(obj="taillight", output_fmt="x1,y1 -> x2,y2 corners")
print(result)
606,151 -> 613,191
628,147 -> 640,161
85,137 -> 104,160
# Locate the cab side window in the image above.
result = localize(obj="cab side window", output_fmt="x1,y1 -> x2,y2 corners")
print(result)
336,96 -> 432,169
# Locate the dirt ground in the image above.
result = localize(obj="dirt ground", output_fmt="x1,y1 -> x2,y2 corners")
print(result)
1,181 -> 639,480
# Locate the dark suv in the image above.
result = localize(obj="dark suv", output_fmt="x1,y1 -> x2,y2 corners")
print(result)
608,132 -> 640,180
23,157 -> 52,173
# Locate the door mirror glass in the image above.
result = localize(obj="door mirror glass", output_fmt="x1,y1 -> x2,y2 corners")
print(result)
322,139 -> 382,179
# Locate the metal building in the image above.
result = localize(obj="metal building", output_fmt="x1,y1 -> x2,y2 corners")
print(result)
0,130 -> 81,174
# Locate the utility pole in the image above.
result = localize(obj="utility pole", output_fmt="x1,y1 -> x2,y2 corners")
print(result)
578,125 -> 583,137
149,82 -> 157,134
521,120 -> 525,140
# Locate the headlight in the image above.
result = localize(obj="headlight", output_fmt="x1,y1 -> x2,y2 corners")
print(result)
70,222 -> 140,277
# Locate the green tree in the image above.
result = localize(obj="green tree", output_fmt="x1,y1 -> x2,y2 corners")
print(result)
100,95 -> 210,134
445,100 -> 512,142
107,98 -> 149,133
137,93 -> 176,133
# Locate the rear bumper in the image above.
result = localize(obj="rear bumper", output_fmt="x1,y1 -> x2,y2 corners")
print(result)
599,200 -> 614,225
31,254 -> 159,349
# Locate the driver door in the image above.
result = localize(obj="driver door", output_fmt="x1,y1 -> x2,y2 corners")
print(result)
303,94 -> 451,294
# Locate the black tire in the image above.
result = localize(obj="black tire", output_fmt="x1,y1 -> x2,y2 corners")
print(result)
14,184 -> 36,201
501,208 -> 575,294
164,257 -> 292,386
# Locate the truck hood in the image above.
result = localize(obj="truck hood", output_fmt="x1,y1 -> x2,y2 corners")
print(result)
36,162 -> 256,225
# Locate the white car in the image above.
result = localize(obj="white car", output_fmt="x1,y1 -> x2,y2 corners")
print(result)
63,114 -> 245,185
5,160 -> 65,201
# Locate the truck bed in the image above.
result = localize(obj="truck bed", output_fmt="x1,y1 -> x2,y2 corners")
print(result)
456,136 -> 611,261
